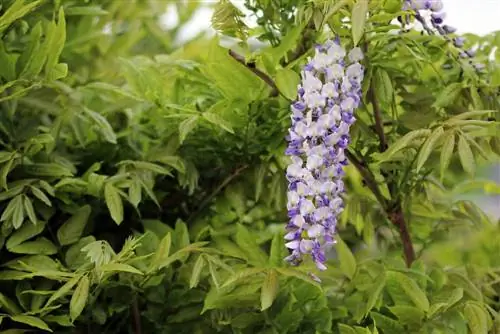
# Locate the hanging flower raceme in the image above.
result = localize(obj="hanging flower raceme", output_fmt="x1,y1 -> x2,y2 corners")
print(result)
403,0 -> 484,71
284,40 -> 364,272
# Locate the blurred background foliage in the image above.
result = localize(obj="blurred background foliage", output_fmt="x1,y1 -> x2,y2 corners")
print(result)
0,0 -> 499,333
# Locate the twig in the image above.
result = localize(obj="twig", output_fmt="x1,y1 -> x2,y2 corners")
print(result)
228,50 -> 279,97
131,297 -> 142,334
187,164 -> 248,223
368,85 -> 388,152
345,149 -> 388,208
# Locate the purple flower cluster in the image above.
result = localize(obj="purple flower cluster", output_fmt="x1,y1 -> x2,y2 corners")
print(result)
404,0 -> 484,71
284,40 -> 364,271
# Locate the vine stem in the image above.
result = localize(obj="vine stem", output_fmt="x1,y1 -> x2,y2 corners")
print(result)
368,77 -> 416,267
132,296 -> 142,334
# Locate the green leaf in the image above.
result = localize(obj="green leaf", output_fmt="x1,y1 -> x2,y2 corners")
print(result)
0,155 -> 16,190
179,116 -> 199,144
22,196 -> 36,225
373,68 -> 393,105
0,291 -> 22,315
447,272 -> 483,301
338,324 -> 356,334
351,0 -> 368,46
387,271 -> 429,311
189,255 -> 206,288
150,232 -> 172,272
100,263 -> 143,275
70,276 -> 89,322
104,183 -> 124,225
433,83 -> 462,108
261,269 -> 279,310
235,224 -> 268,266
275,69 -> 300,100
202,112 -> 234,134
457,134 -> 475,176
128,179 -> 142,208
275,268 -> 322,289
222,268 -> 265,288
83,108 -> 117,144
269,232 -> 286,267
376,129 -> 431,162
416,126 -> 444,172
65,6 -> 108,16
364,273 -> 386,316
9,315 -> 52,332
464,302 -> 489,334
43,274 -> 82,309
23,163 -> 73,177
371,312 -> 404,334
440,130 -> 456,179
57,205 -> 91,246
6,221 -> 46,250
336,235 -> 356,279
388,305 -> 424,325
11,195 -> 25,229
9,237 -> 57,255
0,0 -> 43,35
44,7 -> 66,77
29,186 -> 51,207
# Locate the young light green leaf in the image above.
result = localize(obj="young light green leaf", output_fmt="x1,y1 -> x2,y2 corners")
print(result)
351,0 -> 368,46
179,116 -> 199,144
100,263 -> 143,275
10,315 -> 52,332
440,131 -> 456,179
44,274 -> 83,309
458,134 -> 475,176
376,129 -> 431,162
128,179 -> 142,208
57,205 -> 92,246
70,276 -> 89,322
189,254 -> 206,288
202,112 -> 234,134
275,68 -> 300,100
221,267 -> 265,288
464,302 -> 489,334
150,232 -> 172,272
364,273 -> 386,316
104,183 -> 123,225
83,108 -> 117,144
0,0 -> 43,35
416,126 -> 444,172
388,305 -> 424,325
336,236 -> 356,279
44,7 -> 66,76
261,269 -> 279,311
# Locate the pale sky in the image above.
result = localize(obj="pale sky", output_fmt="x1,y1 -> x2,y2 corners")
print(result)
164,0 -> 500,43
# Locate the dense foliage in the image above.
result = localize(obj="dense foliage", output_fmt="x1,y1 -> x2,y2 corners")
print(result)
0,0 -> 499,333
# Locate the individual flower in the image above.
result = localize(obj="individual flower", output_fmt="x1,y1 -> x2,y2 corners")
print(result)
284,39 -> 364,272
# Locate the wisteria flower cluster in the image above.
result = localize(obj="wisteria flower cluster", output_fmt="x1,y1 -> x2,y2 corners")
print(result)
403,0 -> 484,71
284,39 -> 364,271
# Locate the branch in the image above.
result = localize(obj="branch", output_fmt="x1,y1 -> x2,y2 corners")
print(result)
187,164 -> 248,223
368,84 -> 388,152
131,297 -> 142,334
345,149 -> 387,208
228,50 -> 279,97
388,208 -> 416,267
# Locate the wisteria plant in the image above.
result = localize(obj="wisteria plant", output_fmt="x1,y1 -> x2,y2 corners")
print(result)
0,0 -> 499,333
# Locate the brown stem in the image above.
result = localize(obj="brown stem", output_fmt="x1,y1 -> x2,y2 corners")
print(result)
228,50 -> 279,97
345,149 -> 387,208
368,85 -> 388,152
131,297 -> 142,334
388,208 -> 415,267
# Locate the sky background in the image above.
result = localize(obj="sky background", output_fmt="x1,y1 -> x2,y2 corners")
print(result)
169,0 -> 500,43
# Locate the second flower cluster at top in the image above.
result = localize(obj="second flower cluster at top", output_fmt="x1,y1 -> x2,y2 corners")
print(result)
284,40 -> 364,271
